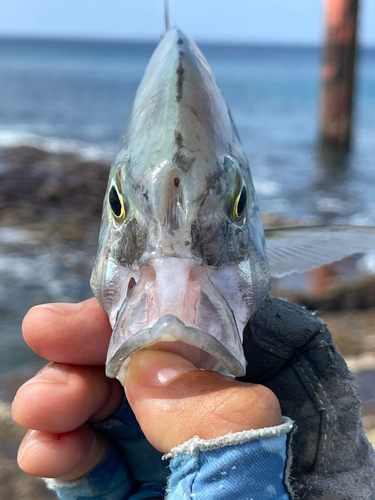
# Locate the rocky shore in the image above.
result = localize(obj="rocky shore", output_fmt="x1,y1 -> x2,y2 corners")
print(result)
0,145 -> 110,244
1,144 -> 374,498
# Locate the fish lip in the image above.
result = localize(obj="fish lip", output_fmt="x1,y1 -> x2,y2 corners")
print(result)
105,314 -> 246,379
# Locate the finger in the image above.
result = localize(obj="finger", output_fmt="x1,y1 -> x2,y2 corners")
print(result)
12,363 -> 123,433
123,349 -> 282,454
18,425 -> 110,480
22,298 -> 111,365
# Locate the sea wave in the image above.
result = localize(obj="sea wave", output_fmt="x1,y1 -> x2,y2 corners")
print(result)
0,245 -> 93,308
0,129 -> 117,162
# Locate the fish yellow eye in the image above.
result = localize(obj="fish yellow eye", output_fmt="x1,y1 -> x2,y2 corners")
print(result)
109,181 -> 125,222
232,185 -> 247,222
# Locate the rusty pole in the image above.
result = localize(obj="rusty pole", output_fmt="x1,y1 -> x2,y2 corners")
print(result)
319,0 -> 359,151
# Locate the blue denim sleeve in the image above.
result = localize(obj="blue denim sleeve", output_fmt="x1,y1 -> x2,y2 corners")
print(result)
165,417 -> 293,500
45,399 -> 293,500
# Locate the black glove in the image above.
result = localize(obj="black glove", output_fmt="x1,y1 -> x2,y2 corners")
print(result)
240,295 -> 375,500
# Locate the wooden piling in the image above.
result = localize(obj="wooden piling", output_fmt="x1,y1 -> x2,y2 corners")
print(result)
319,0 -> 359,151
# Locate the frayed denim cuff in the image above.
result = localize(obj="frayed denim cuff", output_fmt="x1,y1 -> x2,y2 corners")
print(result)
165,417 -> 293,500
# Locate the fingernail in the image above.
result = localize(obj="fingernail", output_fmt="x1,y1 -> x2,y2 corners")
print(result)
123,350 -> 197,387
18,430 -> 61,466
23,363 -> 68,386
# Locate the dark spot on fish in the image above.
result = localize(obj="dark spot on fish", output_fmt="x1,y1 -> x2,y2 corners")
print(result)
175,130 -> 183,149
176,57 -> 184,102
190,106 -> 198,118
177,38 -> 183,45
190,221 -> 201,254
117,218 -> 147,266
174,177 -> 180,187
167,213 -> 179,232
205,171 -> 223,192
115,307 -> 121,324
191,213 -> 251,268
184,240 -> 190,246
172,151 -> 195,172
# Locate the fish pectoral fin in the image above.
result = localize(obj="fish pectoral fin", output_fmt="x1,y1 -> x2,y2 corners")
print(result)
264,225 -> 375,278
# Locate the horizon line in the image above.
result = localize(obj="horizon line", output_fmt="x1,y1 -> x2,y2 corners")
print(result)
1,33 -> 375,51
0,32 -> 322,48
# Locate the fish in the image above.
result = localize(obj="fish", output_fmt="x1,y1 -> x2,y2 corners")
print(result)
91,28 -> 375,380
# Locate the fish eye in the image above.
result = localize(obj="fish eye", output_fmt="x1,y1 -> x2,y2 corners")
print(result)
232,184 -> 247,222
109,180 -> 125,222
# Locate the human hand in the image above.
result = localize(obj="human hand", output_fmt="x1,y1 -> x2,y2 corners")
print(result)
12,298 -> 282,483
240,295 -> 375,499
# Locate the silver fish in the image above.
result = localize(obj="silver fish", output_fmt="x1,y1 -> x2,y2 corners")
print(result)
91,28 -> 375,379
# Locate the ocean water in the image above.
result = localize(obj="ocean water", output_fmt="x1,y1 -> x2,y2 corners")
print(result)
1,38 -> 375,222
1,37 -> 375,374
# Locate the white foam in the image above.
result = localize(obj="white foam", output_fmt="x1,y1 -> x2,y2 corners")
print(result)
0,227 -> 41,245
0,254 -> 62,297
253,178 -> 279,196
357,251 -> 375,275
348,213 -> 375,226
0,245 -> 94,304
0,129 -> 116,162
316,197 -> 348,213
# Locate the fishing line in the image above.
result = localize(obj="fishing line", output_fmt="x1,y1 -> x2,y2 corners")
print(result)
164,0 -> 170,32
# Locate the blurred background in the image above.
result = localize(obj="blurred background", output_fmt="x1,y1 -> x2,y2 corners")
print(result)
0,1 -> 374,497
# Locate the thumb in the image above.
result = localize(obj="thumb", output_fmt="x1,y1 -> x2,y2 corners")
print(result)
121,349 -> 282,454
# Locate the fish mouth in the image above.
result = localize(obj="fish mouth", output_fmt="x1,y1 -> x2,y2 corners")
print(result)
106,314 -> 245,379
104,257 -> 248,379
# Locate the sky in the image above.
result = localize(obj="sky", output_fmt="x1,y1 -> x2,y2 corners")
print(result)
0,0 -> 374,46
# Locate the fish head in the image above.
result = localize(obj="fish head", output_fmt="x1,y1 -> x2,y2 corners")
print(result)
91,28 -> 270,379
